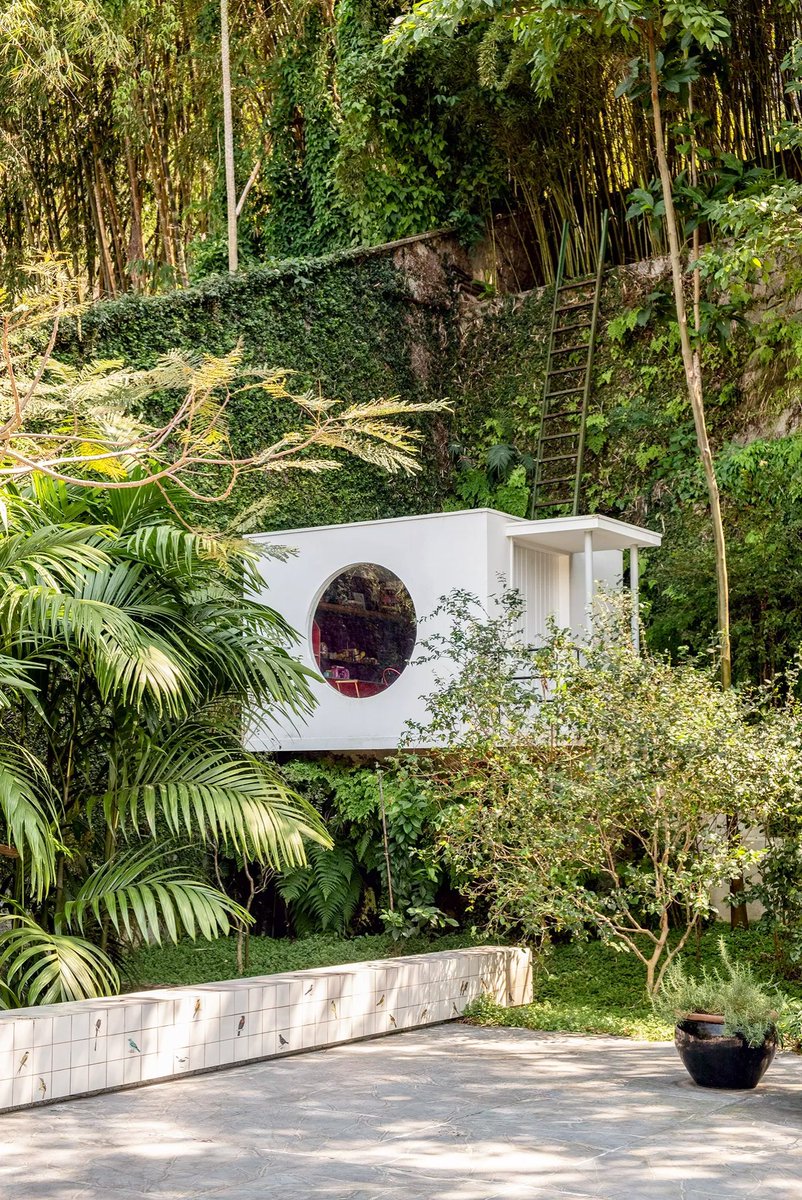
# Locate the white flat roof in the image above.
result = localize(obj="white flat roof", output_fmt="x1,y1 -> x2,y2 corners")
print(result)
247,508 -> 661,554
505,514 -> 662,554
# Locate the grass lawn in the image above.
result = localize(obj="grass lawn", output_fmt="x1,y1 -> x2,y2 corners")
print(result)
465,926 -> 802,1041
124,929 -> 487,989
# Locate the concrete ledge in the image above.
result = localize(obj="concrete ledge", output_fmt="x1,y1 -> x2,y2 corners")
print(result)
0,945 -> 531,1112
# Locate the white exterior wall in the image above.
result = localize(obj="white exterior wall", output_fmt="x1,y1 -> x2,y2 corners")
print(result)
246,510 -> 512,753
246,509 -> 653,753
512,545 -> 570,646
569,549 -> 623,634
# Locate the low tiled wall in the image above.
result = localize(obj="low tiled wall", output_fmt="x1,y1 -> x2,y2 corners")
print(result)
0,945 -> 530,1113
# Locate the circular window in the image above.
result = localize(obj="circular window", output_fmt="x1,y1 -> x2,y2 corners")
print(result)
312,564 -> 416,699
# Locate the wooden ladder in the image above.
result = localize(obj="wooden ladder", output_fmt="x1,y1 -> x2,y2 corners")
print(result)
530,211 -> 609,517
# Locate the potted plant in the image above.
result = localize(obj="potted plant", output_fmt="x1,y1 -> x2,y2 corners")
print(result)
653,941 -> 780,1090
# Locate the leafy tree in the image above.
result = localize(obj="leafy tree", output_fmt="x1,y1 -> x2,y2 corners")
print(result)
386,0 -> 737,689
0,475 -> 330,1005
0,270 -> 448,504
402,589 -> 796,995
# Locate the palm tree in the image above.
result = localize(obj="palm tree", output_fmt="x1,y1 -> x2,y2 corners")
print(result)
0,474 -> 329,1005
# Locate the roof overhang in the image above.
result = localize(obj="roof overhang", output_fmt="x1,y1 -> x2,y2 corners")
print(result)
505,514 -> 662,554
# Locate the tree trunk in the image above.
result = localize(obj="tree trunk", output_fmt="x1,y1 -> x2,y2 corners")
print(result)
645,22 -> 731,692
220,0 -> 238,272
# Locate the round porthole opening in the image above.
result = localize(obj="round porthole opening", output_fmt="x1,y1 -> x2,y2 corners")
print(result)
312,564 -> 416,699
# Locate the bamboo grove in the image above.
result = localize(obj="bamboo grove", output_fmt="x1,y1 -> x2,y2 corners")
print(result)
1,0 -> 801,296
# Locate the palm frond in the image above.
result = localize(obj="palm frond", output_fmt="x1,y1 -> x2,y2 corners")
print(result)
0,743 -> 58,899
62,846 -> 250,943
0,916 -> 119,1005
110,729 -> 331,868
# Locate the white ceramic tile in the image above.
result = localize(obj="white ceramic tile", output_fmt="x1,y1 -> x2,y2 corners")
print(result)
87,1062 -> 106,1092
13,1020 -> 35,1051
121,1003 -> 141,1032
132,1028 -> 156,1056
189,1016 -> 220,1047
173,1047 -> 191,1073
191,992 -> 219,1020
70,1013 -> 90,1042
31,1044 -> 52,1074
105,1033 -> 126,1061
204,1041 -> 222,1070
104,1006 -> 126,1037
123,1055 -> 141,1086
12,1073 -> 34,1108
0,1077 -> 12,1109
31,1018 -> 52,1048
218,1039 -> 235,1066
105,1059 -> 125,1089
140,1053 -> 162,1082
0,1024 -> 13,1055
140,1003 -> 161,1030
71,1039 -> 90,1068
51,1041 -> 71,1072
69,1065 -> 88,1095
273,983 -> 290,1008
51,1015 -> 72,1044
50,1067 -> 72,1099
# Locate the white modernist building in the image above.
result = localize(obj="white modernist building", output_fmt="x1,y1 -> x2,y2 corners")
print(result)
246,508 -> 662,753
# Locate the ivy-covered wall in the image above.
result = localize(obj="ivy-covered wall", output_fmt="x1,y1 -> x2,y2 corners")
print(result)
57,245 -> 459,532
57,239 -> 802,684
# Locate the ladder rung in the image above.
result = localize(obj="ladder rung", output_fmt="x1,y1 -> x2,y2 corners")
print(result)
532,498 -> 572,509
537,474 -> 574,485
554,322 -> 592,334
546,386 -> 584,399
541,453 -> 577,463
541,430 -> 577,440
543,409 -> 581,418
557,300 -> 593,312
551,344 -> 589,356
549,364 -> 587,377
558,277 -> 594,291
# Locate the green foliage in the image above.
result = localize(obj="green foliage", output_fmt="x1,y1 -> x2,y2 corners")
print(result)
0,476 -> 328,1005
399,588 -> 798,994
277,758 -> 450,939
53,250 -> 452,532
125,928 -> 486,987
277,843 -> 365,935
465,926 -> 802,1043
653,939 -> 781,1047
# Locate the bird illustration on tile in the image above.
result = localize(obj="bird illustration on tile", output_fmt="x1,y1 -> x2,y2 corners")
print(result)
330,1000 -> 338,1019
37,1077 -> 47,1100
193,999 -> 202,1019
94,1018 -> 102,1048
278,1034 -> 289,1047
237,1016 -> 246,1037
128,1038 -> 141,1054
17,1051 -> 29,1074
304,984 -> 314,996
420,1007 -> 429,1021
460,980 -> 469,996
176,1056 -> 188,1064
389,1014 -> 397,1028
376,994 -> 385,1008
451,1003 -> 460,1017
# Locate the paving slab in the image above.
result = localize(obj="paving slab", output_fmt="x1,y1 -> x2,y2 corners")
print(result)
1,1024 -> 801,1199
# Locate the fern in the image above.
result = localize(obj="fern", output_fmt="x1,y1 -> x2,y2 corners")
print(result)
278,844 -> 364,935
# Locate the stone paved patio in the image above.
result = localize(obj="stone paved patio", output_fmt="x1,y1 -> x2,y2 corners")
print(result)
2,1024 -> 801,1199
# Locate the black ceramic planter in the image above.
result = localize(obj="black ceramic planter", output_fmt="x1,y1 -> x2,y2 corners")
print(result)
675,1016 -> 777,1089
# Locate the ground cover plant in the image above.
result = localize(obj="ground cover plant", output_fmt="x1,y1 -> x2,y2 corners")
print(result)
465,926 -> 802,1044
124,929 -> 484,989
